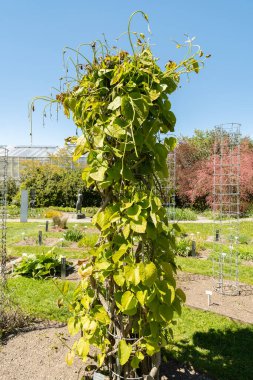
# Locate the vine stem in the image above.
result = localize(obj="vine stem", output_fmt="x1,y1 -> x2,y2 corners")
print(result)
128,10 -> 150,56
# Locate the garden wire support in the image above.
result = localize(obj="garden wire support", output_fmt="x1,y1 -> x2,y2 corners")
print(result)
155,137 -> 176,222
0,145 -> 8,287
212,123 -> 241,295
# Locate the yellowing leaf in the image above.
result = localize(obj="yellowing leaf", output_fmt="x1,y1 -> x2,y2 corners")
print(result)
73,135 -> 89,161
150,211 -> 157,226
136,290 -> 147,306
65,351 -> 75,366
122,224 -> 130,239
81,295 -> 91,309
146,342 -> 159,356
112,243 -> 129,263
118,339 -> 132,365
127,204 -> 142,220
78,265 -> 93,279
121,291 -> 138,314
130,216 -> 147,234
89,166 -> 107,181
93,133 -> 104,148
140,262 -> 158,287
68,317 -> 81,336
82,166 -> 91,182
76,337 -> 90,359
121,92 -> 150,127
113,272 -> 125,286
95,261 -> 111,270
94,306 -> 111,325
124,265 -> 140,286
108,96 -> 121,111
97,352 -> 106,367
120,201 -> 134,211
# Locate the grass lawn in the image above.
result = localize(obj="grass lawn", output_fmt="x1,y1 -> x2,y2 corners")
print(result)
176,256 -> 253,285
168,307 -> 253,380
7,277 -> 74,322
179,221 -> 253,261
6,221 -> 95,259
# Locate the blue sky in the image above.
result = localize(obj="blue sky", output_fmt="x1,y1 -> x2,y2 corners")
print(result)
0,0 -> 252,147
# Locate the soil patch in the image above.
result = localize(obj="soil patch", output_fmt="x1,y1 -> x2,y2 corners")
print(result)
0,324 -> 84,380
0,324 -> 212,380
177,272 -> 253,324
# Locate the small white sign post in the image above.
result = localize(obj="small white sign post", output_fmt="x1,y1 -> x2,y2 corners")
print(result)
93,373 -> 105,380
205,290 -> 212,306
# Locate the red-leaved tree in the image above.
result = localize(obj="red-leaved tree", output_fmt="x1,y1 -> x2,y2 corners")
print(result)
176,134 -> 253,212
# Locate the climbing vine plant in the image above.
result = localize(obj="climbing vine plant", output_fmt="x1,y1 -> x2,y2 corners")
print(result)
33,11 -> 208,379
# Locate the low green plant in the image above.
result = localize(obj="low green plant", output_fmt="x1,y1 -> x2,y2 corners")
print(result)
175,238 -> 192,257
173,208 -> 198,221
238,234 -> 251,245
64,228 -> 84,242
52,215 -> 68,229
14,250 -> 72,278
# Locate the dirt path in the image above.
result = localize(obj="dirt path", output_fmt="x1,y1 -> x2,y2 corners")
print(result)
0,323 -> 84,380
0,324 -> 211,380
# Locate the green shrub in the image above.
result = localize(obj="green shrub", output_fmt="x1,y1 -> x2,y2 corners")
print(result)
14,250 -> 72,278
49,206 -> 76,212
44,209 -> 62,218
64,229 -> 84,242
19,161 -> 102,208
7,205 -> 20,218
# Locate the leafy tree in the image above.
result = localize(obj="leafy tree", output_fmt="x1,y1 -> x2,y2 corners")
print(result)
5,178 -> 19,204
19,160 -> 101,207
33,11 -> 207,379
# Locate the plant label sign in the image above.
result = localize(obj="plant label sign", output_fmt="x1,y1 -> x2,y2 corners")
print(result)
93,373 -> 105,380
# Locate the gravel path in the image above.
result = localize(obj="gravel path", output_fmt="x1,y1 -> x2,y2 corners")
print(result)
1,272 -> 252,380
178,272 -> 253,324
